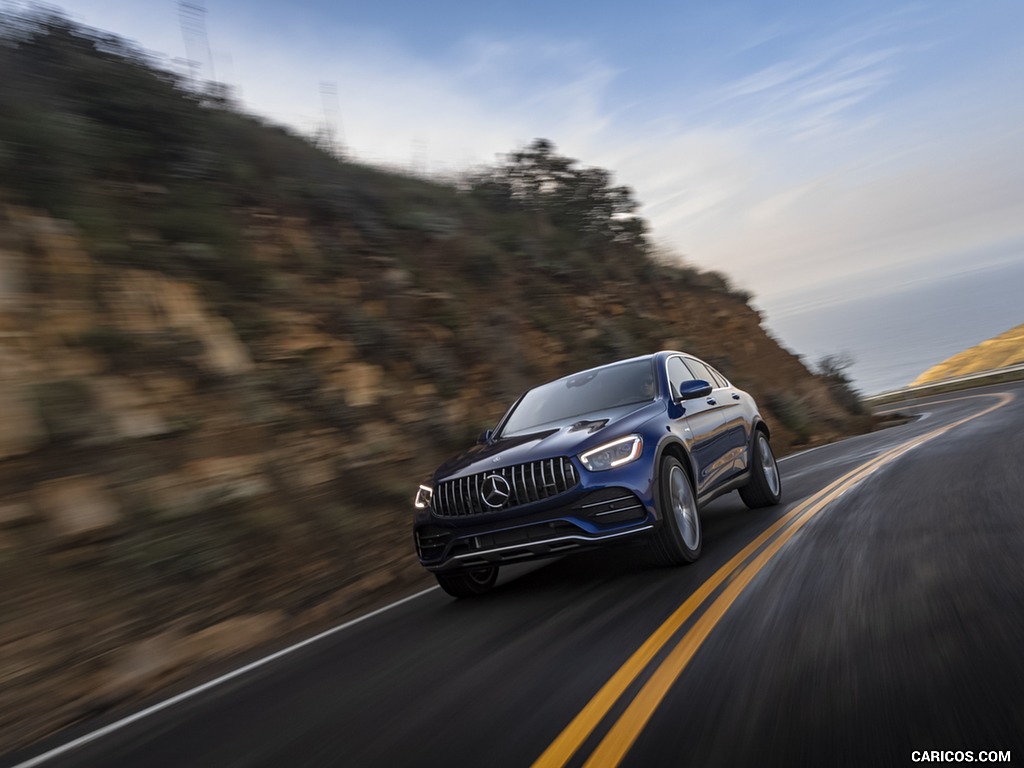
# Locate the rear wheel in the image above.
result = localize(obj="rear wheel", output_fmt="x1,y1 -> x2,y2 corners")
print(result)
651,457 -> 702,565
739,430 -> 782,508
435,566 -> 499,598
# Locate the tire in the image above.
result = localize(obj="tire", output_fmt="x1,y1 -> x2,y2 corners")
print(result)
435,566 -> 499,598
650,456 -> 702,565
739,430 -> 783,509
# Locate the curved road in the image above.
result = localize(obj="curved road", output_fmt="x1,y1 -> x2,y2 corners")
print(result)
7,383 -> 1024,767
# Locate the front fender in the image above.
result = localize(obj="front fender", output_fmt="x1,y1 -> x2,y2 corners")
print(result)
650,434 -> 697,523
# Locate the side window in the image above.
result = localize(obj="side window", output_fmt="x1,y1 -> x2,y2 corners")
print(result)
706,365 -> 729,388
683,358 -> 717,388
666,357 -> 696,398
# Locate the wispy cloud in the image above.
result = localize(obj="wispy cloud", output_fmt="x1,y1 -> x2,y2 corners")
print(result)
709,36 -> 905,145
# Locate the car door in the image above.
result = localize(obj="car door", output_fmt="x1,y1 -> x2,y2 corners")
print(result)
684,357 -> 750,483
665,355 -> 728,498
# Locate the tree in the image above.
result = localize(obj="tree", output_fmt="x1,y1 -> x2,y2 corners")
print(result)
815,353 -> 864,415
468,139 -> 648,248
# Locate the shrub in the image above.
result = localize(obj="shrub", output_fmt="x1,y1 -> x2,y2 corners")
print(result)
764,391 -> 810,443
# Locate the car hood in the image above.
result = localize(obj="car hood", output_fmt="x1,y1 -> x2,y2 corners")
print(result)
433,400 -> 664,481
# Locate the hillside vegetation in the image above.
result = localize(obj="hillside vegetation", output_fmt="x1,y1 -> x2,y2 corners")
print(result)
0,10 -> 870,754
911,323 -> 1024,385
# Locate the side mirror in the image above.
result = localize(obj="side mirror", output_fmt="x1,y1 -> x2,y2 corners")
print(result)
676,379 -> 713,400
478,429 -> 493,444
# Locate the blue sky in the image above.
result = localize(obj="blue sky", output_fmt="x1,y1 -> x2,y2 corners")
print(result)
21,0 -> 1024,389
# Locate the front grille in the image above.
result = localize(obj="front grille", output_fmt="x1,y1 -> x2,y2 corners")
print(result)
433,457 -> 579,517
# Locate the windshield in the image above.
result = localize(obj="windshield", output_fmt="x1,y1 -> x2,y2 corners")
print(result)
499,359 -> 656,436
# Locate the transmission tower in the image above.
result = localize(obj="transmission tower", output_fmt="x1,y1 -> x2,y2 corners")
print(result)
320,80 -> 346,158
178,0 -> 216,87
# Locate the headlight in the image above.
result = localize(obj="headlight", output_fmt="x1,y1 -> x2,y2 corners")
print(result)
579,435 -> 643,472
414,484 -> 433,509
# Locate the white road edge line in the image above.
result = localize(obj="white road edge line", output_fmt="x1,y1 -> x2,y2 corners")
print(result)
777,444 -> 829,462
11,585 -> 440,768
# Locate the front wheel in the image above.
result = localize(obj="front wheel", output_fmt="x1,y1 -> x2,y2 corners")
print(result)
650,457 -> 702,565
435,566 -> 499,598
739,431 -> 783,508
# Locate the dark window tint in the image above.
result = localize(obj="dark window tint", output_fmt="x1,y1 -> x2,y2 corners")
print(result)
683,358 -> 718,388
706,365 -> 729,388
667,356 -> 697,398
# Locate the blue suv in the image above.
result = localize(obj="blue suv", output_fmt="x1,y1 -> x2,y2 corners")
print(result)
413,351 -> 782,597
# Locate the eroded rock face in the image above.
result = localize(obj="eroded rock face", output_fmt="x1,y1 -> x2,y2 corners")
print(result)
107,270 -> 255,377
32,476 -> 122,541
0,298 -> 46,457
0,500 -> 33,527
92,629 -> 184,704
176,612 -> 285,662
91,376 -> 172,440
0,247 -> 29,311
333,362 -> 384,407
87,612 -> 284,705
0,376 -> 45,459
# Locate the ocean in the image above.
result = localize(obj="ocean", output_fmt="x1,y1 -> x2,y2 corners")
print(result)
756,258 -> 1024,396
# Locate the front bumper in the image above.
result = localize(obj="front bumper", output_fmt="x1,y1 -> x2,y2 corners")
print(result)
414,486 -> 655,572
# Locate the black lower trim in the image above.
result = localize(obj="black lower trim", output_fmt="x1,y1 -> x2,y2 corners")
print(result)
696,470 -> 751,506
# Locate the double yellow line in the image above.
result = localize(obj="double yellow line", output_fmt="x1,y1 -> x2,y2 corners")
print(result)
532,391 -> 1014,768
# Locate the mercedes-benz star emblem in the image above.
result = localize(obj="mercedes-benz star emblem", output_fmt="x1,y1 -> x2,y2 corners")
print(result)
481,474 -> 511,508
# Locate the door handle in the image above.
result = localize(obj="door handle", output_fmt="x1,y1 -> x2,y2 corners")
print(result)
732,393 -> 741,400
706,398 -> 717,405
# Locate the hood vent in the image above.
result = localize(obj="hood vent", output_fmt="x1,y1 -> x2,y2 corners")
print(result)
568,419 -> 608,433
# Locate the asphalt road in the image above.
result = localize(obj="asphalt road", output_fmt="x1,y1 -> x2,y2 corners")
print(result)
7,383 -> 1024,768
